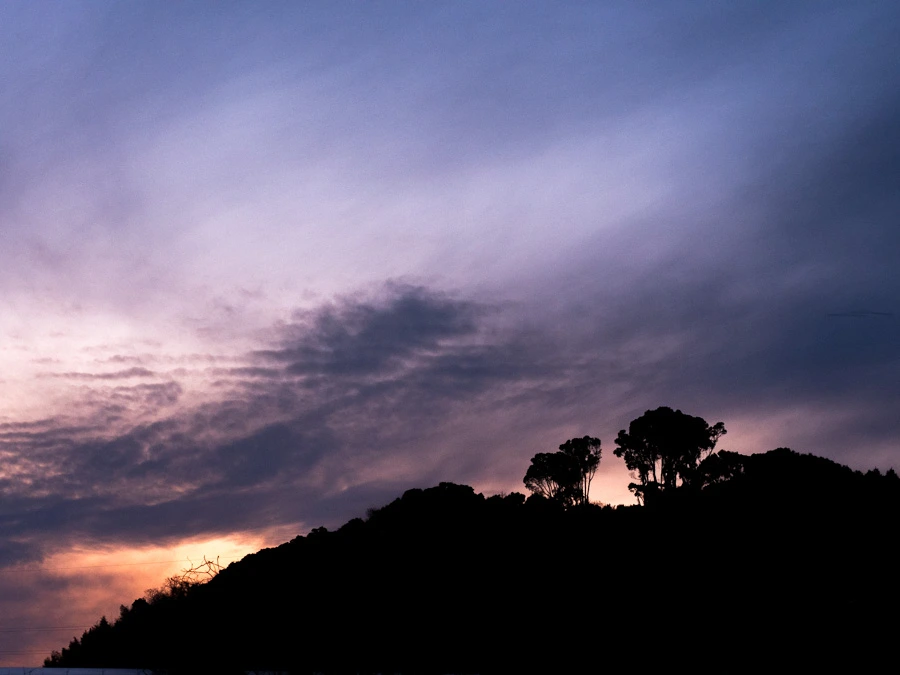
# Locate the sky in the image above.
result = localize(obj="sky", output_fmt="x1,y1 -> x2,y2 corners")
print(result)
1,0 -> 899,664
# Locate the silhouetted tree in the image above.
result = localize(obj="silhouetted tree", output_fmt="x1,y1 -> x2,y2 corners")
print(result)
614,407 -> 725,503
524,436 -> 601,506
523,452 -> 579,505
558,436 -> 602,505
523,451 -> 581,506
696,449 -> 746,489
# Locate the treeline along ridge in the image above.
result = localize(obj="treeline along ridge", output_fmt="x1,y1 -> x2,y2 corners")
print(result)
45,407 -> 900,673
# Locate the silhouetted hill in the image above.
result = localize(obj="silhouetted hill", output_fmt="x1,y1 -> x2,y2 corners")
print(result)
47,449 -> 900,674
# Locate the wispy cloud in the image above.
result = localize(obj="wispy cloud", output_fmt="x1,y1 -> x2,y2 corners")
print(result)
47,367 -> 158,380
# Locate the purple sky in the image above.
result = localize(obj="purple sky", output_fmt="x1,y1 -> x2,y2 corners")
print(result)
1,1 -> 899,664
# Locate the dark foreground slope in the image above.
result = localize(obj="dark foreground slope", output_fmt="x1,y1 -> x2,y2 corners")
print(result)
47,449 -> 900,673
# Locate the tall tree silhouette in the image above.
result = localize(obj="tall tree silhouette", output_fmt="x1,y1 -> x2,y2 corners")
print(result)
558,436 -> 601,505
523,436 -> 601,506
523,452 -> 580,505
614,407 -> 725,503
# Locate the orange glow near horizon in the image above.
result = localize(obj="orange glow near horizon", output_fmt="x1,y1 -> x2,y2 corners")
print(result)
0,525 -> 303,667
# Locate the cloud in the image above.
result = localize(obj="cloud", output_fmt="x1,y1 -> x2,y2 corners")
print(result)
4,269 -> 897,572
48,367 -> 158,380
0,287 -> 525,553
255,284 -> 485,378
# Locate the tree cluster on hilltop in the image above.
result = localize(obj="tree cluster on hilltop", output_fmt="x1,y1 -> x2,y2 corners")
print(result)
45,409 -> 900,674
522,407 -> 728,506
522,435 -> 601,506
